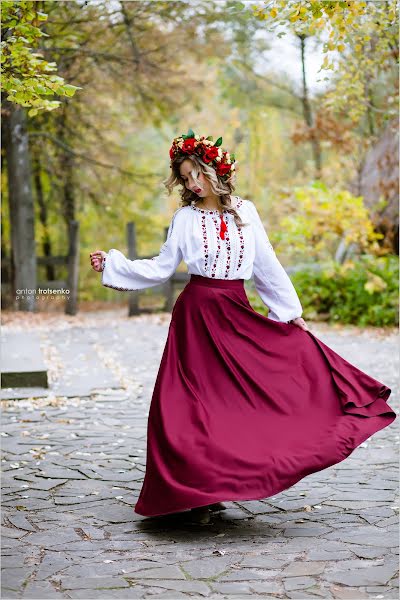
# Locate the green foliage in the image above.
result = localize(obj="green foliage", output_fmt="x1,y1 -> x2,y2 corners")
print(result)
182,128 -> 195,139
248,255 -> 399,326
1,1 -> 81,114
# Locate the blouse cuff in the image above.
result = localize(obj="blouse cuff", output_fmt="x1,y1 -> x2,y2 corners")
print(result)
286,316 -> 302,324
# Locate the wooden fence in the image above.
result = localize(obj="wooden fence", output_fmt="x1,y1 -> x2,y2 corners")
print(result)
1,221 -> 80,315
1,220 -> 190,316
2,219 -> 311,316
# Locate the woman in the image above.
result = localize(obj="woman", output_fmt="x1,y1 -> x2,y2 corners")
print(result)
90,129 -> 396,525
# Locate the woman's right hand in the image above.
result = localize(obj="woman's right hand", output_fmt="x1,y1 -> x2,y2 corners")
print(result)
90,250 -> 107,272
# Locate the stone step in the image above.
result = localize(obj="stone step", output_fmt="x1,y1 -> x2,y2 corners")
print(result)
1,332 -> 48,388
1,327 -> 123,400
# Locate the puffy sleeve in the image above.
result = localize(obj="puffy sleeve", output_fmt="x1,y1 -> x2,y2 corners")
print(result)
101,208 -> 184,291
247,201 -> 303,323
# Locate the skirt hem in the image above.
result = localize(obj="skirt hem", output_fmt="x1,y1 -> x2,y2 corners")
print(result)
134,410 -> 396,519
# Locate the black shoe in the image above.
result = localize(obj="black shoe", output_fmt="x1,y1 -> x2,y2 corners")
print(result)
189,506 -> 211,524
208,502 -> 227,511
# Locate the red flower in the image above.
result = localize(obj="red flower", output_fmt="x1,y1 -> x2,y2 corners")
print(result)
182,138 -> 196,153
202,146 -> 219,163
169,145 -> 176,159
216,162 -> 232,176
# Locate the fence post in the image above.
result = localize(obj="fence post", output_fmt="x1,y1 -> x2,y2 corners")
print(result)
127,221 -> 140,316
65,220 -> 79,315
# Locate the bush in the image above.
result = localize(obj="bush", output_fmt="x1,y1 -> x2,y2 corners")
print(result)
248,255 -> 399,327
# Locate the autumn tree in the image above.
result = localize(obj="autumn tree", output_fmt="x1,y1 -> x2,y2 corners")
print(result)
1,0 -> 80,310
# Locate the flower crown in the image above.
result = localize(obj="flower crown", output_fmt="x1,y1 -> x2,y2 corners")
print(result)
169,128 -> 236,180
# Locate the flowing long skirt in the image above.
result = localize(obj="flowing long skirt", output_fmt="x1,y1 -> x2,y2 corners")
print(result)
134,274 -> 396,517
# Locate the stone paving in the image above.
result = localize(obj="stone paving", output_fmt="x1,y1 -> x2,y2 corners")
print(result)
1,310 -> 399,599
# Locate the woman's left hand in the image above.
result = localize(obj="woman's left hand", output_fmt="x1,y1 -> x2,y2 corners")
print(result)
291,317 -> 310,332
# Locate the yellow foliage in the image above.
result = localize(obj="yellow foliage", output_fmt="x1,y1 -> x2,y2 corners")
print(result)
364,273 -> 388,294
339,260 -> 356,273
276,183 -> 384,261
254,0 -> 398,129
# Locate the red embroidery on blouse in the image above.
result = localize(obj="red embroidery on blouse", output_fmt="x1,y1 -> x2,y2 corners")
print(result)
219,214 -> 227,239
234,199 -> 244,272
201,214 -> 209,274
210,215 -> 222,278
236,226 -> 244,272
223,220 -> 232,278
192,197 -> 244,278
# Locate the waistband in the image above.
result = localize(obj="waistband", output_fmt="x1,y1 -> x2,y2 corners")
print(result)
188,274 -> 245,289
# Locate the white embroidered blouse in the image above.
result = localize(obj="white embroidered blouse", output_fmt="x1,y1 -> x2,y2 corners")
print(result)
101,196 -> 303,323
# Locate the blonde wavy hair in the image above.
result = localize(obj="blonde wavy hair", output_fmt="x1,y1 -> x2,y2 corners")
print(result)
163,154 -> 248,230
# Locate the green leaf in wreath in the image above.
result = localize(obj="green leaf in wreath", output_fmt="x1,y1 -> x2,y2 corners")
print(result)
206,135 -> 213,141
214,137 -> 223,147
187,128 -> 195,138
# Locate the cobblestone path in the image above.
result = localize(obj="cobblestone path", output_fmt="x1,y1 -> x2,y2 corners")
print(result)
2,312 -> 398,599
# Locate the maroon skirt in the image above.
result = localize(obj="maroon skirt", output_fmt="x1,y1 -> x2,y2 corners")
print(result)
134,274 -> 396,517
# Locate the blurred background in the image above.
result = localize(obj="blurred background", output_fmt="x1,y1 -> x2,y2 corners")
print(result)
2,0 -> 399,326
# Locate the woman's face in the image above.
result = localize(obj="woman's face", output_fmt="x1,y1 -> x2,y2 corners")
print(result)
179,159 -> 211,198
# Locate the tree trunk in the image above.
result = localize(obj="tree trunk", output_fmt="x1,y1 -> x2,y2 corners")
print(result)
33,158 -> 55,281
3,100 -> 37,311
348,118 -> 399,254
63,150 -> 76,226
298,33 -> 322,180
1,219 -> 12,309
56,107 -> 76,226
